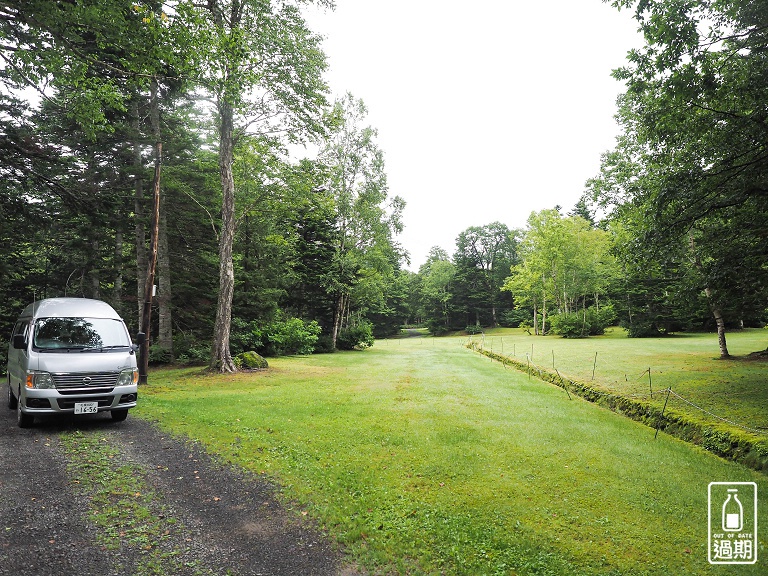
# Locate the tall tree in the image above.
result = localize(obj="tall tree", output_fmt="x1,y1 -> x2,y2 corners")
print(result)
418,247 -> 456,335
319,93 -> 405,349
593,0 -> 768,356
452,222 -> 518,327
503,210 -> 615,335
181,0 -> 330,372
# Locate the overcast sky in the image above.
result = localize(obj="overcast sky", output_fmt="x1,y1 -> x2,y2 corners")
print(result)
302,1 -> 643,270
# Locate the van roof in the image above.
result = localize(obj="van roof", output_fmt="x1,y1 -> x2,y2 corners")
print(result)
19,298 -> 122,320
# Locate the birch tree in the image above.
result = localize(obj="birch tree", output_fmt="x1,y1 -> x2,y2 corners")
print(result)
320,93 -> 404,349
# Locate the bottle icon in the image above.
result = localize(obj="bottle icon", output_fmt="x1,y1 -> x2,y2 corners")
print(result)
722,488 -> 743,532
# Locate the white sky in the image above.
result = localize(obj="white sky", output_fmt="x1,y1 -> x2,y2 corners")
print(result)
303,1 -> 643,270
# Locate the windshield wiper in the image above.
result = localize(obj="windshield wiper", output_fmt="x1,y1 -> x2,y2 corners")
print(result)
80,345 -> 130,352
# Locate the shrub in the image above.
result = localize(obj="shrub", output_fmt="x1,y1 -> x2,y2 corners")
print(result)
465,324 -> 483,335
425,318 -> 450,336
230,315 -> 320,357
500,309 -> 531,328
148,344 -> 173,365
313,335 -> 336,354
551,305 -> 616,338
175,345 -> 209,366
229,317 -> 263,354
262,317 -> 321,356
586,304 -> 616,336
234,351 -> 268,370
550,312 -> 591,338
336,321 -> 374,350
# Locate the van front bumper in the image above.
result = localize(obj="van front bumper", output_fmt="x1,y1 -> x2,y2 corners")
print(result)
19,385 -> 138,414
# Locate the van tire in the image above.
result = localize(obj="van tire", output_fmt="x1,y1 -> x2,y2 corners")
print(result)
17,400 -> 33,428
111,409 -> 129,422
7,382 -> 17,410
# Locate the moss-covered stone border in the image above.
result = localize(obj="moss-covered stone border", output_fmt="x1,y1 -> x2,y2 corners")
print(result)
468,343 -> 768,474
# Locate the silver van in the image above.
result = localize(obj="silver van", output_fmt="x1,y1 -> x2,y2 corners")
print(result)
6,298 -> 143,427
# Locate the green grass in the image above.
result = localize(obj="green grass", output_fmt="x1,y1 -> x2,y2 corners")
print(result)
476,328 -> 768,437
137,336 -> 767,575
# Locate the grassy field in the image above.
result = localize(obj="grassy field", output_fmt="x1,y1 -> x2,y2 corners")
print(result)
474,328 -> 768,439
137,334 -> 767,575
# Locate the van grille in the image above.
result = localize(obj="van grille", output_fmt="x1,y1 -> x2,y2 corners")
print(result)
53,372 -> 119,392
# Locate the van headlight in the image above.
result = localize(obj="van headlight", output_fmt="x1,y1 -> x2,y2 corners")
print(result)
26,371 -> 54,389
117,368 -> 139,387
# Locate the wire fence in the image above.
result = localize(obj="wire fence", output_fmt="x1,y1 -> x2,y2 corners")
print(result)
465,334 -> 768,439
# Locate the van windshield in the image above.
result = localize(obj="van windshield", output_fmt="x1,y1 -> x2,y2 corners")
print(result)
33,317 -> 130,351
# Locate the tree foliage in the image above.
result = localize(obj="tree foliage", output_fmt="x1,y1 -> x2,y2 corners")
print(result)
590,0 -> 768,354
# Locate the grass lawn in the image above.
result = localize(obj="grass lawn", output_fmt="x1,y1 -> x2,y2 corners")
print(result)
137,336 -> 767,575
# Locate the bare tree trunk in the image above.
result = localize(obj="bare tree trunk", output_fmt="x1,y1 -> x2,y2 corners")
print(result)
689,234 -> 730,358
90,238 -> 100,299
139,78 -> 163,383
133,98 -> 147,328
209,98 -> 237,372
157,193 -> 173,359
331,292 -> 344,349
706,287 -> 730,358
113,226 -> 123,313
533,302 -> 538,335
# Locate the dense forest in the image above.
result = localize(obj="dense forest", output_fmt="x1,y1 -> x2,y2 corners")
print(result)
1,0 -> 766,371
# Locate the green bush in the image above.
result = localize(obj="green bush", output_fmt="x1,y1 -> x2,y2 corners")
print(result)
551,305 -> 616,338
148,344 -> 173,365
500,309 -> 531,328
425,318 -> 450,336
231,315 -> 320,357
586,304 -> 616,335
175,345 -> 209,366
264,317 -> 321,356
336,321 -> 374,350
465,324 -> 483,335
229,317 -> 263,353
313,335 -> 336,354
550,312 -> 590,338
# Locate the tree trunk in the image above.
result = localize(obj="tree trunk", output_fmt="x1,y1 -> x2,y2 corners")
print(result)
139,78 -> 162,384
533,302 -> 538,335
331,292 -> 344,349
133,98 -> 147,329
90,238 -> 100,299
113,225 -> 123,314
689,234 -> 730,358
157,193 -> 173,359
706,287 -> 730,358
209,98 -> 237,372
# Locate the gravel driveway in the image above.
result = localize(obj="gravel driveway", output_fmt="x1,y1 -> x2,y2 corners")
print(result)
0,402 -> 360,576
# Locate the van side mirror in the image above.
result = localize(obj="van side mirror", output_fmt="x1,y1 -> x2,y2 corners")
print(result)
12,334 -> 27,349
136,332 -> 146,345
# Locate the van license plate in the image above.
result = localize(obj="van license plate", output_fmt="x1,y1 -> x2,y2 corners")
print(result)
74,402 -> 98,414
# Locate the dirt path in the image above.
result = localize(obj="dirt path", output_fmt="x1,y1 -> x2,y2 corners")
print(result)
0,404 -> 359,576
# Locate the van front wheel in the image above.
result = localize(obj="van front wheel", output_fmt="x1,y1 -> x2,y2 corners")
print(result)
111,409 -> 128,422
17,400 -> 33,428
